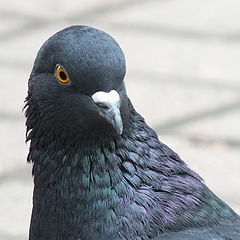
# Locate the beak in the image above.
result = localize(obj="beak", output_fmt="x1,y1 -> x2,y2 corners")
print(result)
91,90 -> 123,135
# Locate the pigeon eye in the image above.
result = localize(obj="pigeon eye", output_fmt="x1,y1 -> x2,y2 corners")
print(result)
55,65 -> 70,85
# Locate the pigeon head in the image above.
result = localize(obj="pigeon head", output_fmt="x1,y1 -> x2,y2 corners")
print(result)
25,26 -> 128,145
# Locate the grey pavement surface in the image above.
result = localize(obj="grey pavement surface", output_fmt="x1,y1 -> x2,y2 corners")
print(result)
0,0 -> 240,239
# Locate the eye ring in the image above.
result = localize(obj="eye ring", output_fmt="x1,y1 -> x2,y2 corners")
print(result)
55,65 -> 70,85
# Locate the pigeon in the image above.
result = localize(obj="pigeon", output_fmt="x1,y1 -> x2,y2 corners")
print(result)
25,25 -> 240,240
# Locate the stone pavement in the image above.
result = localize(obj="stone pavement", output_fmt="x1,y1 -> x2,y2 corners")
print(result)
0,0 -> 240,239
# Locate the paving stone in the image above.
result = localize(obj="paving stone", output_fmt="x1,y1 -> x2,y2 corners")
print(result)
103,0 -> 240,35
0,0 -> 125,20
97,1 -> 240,86
0,24 -> 65,66
125,72 -> 239,127
111,29 -> 240,86
0,17 -> 26,35
0,120 -> 28,174
0,68 -> 28,114
175,109 -> 240,143
0,178 -> 32,240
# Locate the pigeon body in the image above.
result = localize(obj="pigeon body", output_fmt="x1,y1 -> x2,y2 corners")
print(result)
25,26 -> 240,240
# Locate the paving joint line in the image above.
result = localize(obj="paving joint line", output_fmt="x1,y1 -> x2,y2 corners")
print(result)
157,132 -> 240,148
128,71 -> 240,92
0,112 -> 25,121
0,166 -> 31,184
155,100 -> 240,133
0,9 -> 40,21
110,22 -> 240,43
0,0 -> 161,42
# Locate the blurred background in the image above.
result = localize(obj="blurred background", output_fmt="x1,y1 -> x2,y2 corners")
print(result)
0,0 -> 240,239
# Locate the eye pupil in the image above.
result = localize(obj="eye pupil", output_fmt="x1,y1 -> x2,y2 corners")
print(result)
59,71 -> 67,80
56,65 -> 70,84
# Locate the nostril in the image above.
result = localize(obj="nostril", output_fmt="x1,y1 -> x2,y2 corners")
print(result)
96,103 -> 109,110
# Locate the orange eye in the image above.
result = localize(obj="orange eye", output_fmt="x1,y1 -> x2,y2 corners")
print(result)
56,65 -> 70,84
